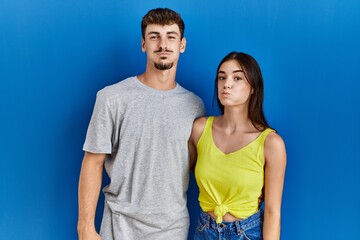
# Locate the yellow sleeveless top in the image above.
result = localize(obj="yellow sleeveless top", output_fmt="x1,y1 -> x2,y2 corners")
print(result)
195,116 -> 274,223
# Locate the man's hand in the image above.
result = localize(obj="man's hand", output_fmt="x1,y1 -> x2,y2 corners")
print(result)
78,227 -> 102,240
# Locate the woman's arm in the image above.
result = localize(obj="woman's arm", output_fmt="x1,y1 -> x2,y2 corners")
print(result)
188,117 -> 207,171
263,132 -> 287,240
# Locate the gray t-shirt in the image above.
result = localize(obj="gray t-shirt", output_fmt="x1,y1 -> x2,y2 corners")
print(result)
83,76 -> 205,239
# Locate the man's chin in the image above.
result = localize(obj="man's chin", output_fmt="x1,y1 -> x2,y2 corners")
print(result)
154,62 -> 174,70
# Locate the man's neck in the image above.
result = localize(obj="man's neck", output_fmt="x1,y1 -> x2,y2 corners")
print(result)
137,67 -> 177,90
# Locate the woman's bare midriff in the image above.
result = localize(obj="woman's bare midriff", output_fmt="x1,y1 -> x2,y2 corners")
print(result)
207,211 -> 243,222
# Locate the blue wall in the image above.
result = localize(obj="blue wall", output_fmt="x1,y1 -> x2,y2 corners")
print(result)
1,0 -> 359,239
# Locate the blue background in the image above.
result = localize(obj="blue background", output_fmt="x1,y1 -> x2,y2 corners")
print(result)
1,0 -> 359,239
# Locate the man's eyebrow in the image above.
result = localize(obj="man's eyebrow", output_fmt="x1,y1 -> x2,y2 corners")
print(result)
147,31 -> 180,36
166,31 -> 180,36
147,31 -> 160,36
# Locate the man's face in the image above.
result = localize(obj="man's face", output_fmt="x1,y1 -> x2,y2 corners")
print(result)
142,24 -> 186,70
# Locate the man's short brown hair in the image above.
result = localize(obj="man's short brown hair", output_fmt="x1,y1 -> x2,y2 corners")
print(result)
141,8 -> 185,39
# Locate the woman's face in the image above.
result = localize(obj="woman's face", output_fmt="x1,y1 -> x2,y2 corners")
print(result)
217,59 -> 253,109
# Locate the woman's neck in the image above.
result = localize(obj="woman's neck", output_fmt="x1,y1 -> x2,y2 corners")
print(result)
220,107 -> 255,133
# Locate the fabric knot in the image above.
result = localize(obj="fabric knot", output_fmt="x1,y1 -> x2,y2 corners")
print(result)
214,205 -> 229,223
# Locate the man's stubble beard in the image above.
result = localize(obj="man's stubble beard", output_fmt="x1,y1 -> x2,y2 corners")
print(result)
154,62 -> 174,70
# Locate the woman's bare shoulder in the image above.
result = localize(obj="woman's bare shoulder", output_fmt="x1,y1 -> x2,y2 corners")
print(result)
190,116 -> 209,143
264,131 -> 286,164
193,116 -> 208,128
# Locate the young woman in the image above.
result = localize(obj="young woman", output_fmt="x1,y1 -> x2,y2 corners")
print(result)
189,52 -> 287,240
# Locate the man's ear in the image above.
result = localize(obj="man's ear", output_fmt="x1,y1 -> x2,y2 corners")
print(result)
180,37 -> 186,53
141,38 -> 146,52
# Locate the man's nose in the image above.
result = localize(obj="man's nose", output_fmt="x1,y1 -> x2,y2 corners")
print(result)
159,37 -> 168,50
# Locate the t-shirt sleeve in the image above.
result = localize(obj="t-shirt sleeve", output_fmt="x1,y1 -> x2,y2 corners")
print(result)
196,96 -> 206,118
83,90 -> 114,154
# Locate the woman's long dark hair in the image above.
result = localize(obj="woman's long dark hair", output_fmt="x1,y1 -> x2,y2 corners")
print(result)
214,51 -> 270,131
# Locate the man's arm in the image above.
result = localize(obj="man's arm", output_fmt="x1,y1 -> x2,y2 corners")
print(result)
77,152 -> 106,240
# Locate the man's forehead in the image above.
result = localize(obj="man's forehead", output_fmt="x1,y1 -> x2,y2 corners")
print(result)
145,24 -> 180,34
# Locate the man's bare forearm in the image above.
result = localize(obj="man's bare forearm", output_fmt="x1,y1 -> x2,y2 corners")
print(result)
77,153 -> 106,235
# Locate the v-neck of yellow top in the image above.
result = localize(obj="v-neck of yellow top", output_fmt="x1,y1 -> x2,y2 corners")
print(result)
209,117 -> 265,156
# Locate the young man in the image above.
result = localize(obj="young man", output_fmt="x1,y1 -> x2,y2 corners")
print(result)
77,8 -> 205,240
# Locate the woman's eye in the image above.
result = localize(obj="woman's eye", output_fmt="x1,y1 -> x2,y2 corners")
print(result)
234,76 -> 242,81
218,76 -> 225,81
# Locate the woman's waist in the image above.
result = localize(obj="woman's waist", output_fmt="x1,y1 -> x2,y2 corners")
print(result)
198,209 -> 263,229
206,211 -> 243,222
200,202 -> 261,222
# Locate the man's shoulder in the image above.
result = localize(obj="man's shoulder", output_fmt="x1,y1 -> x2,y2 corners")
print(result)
97,76 -> 136,98
101,76 -> 135,92
175,85 -> 205,116
176,84 -> 202,101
